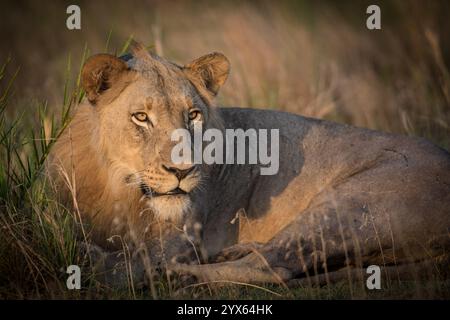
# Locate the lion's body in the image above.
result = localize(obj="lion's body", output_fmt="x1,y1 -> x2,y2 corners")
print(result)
204,108 -> 450,252
174,107 -> 450,283
51,46 -> 450,286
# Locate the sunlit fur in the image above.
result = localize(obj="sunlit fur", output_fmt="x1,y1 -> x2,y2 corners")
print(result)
50,46 -> 226,245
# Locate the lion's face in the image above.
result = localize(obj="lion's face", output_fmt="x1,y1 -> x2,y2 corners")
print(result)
98,76 -> 204,220
80,45 -> 229,221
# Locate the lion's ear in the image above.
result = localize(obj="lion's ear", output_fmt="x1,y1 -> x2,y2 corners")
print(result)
81,54 -> 130,104
184,52 -> 230,96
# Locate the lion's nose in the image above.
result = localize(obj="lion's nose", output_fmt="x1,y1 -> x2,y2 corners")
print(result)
163,165 -> 195,181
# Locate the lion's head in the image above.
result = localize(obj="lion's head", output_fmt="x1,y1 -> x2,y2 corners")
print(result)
53,44 -> 229,234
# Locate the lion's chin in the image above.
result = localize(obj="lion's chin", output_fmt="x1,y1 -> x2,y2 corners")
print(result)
145,194 -> 191,223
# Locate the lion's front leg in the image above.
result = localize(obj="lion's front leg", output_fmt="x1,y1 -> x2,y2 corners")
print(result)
166,203 -> 332,284
169,194 -> 449,286
167,199 -> 389,285
211,242 -> 265,262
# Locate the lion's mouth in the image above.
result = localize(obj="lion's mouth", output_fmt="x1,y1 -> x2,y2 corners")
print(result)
139,184 -> 187,197
157,187 -> 187,196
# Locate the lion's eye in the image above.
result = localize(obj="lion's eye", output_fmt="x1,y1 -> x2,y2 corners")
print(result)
131,112 -> 150,127
134,112 -> 148,122
188,109 -> 202,122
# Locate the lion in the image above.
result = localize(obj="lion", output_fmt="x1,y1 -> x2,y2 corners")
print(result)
50,43 -> 450,288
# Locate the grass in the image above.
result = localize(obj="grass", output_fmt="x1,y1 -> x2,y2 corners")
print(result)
0,56 -> 82,299
0,0 -> 449,299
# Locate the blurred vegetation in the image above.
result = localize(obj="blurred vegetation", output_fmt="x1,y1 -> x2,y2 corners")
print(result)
0,0 -> 449,298
1,0 -> 449,148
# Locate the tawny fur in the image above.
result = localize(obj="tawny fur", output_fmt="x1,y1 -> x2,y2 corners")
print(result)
50,45 -> 450,287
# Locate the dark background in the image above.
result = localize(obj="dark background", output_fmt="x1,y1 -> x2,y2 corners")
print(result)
1,0 -> 449,148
